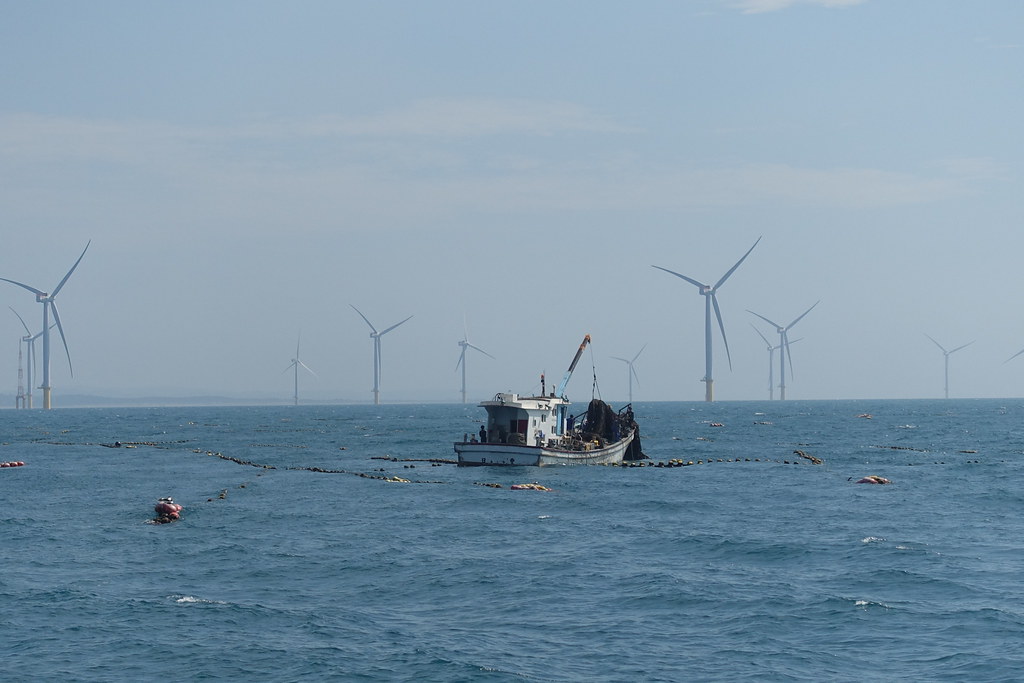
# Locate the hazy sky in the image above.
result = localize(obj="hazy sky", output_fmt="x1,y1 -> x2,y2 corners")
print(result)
2,0 -> 1023,404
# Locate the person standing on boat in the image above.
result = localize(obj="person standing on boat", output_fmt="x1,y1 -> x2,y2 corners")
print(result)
479,425 -> 487,443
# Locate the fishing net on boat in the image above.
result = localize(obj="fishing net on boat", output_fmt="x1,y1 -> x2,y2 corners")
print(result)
620,404 -> 646,461
580,399 -> 646,460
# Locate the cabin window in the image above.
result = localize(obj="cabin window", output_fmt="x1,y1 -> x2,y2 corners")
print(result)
541,414 -> 547,423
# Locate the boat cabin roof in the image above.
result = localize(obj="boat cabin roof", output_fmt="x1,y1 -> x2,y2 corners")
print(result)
479,392 -> 568,413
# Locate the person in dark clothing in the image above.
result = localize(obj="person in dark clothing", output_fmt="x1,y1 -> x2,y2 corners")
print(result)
479,425 -> 487,443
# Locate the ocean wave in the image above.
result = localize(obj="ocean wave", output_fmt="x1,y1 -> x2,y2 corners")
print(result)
172,595 -> 228,605
853,598 -> 892,610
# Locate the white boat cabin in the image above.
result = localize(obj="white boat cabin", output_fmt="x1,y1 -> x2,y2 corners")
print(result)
476,392 -> 573,448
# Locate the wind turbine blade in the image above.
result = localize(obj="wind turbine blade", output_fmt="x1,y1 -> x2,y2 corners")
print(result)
949,341 -> 974,354
750,323 -> 772,347
466,342 -> 495,359
924,334 -> 947,354
747,310 -> 782,329
651,265 -> 707,290
786,300 -> 820,330
52,240 -> 91,297
49,301 -> 74,376
631,344 -> 647,363
9,306 -> 31,335
0,277 -> 46,298
298,360 -> 317,377
379,315 -> 413,336
455,347 -> 466,371
712,294 -> 732,370
1005,347 -> 1024,364
783,331 -> 796,379
631,364 -> 641,386
283,360 -> 297,374
610,356 -> 630,364
350,305 -> 378,334
713,236 -> 761,290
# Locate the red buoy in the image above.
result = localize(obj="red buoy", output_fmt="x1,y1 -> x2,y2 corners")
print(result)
154,497 -> 184,521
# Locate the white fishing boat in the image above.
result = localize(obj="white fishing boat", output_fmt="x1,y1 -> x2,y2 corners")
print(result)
454,335 -> 644,467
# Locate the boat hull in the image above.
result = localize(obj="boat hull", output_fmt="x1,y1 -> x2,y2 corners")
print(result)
455,430 -> 634,467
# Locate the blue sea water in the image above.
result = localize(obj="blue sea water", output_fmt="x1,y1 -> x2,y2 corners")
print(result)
3,399 -> 1024,682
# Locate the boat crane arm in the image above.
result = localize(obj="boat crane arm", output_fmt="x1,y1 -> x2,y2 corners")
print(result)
555,334 -> 591,397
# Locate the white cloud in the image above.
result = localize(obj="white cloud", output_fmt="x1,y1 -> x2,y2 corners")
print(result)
297,98 -> 637,138
729,0 -> 867,13
0,109 -> 983,237
0,97 -> 633,161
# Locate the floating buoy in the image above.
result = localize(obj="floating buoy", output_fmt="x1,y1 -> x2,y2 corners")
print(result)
856,475 -> 891,485
153,497 -> 183,522
1,461 -> 25,468
793,450 -> 823,465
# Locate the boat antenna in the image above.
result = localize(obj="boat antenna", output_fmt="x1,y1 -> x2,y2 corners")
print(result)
590,340 -> 602,401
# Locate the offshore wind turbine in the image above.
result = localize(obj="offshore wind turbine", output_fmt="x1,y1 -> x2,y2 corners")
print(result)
611,344 -> 645,404
14,331 -> 25,408
455,321 -> 494,404
747,301 -> 819,401
925,334 -> 973,399
0,241 -> 90,409
10,307 -> 44,409
351,305 -> 413,405
751,324 -> 802,401
284,335 -> 317,406
653,236 -> 761,402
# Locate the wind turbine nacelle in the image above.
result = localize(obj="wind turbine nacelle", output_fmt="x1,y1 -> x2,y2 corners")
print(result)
36,293 -> 49,303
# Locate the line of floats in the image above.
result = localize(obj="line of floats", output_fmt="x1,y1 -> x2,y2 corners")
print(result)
6,437 -> 982,525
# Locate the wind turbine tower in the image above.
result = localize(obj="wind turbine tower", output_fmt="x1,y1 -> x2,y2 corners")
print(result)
747,301 -> 819,400
11,308 -> 29,408
751,325 -> 778,401
15,338 -> 25,409
284,335 -> 317,405
351,305 -> 413,405
925,334 -> 973,399
455,322 -> 494,404
611,344 -> 645,404
0,241 -> 90,409
653,237 -> 760,402
10,308 -> 45,409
